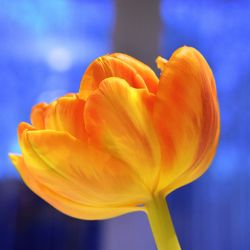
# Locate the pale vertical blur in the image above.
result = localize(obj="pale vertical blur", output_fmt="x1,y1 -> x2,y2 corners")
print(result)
101,1 -> 160,249
114,0 -> 161,69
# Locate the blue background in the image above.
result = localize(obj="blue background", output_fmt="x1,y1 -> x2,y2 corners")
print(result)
0,0 -> 249,249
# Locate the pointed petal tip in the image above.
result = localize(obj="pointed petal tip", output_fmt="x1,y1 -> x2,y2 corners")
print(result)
156,56 -> 168,71
8,153 -> 24,173
8,153 -> 19,165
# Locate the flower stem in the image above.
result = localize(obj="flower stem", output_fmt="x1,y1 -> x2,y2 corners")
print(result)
145,195 -> 181,250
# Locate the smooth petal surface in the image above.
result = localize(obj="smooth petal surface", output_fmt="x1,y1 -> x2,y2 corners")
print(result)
9,154 -> 144,220
79,54 -> 157,99
31,94 -> 86,140
111,53 -> 158,93
30,103 -> 48,129
18,128 -> 150,207
153,46 -> 220,194
84,77 -> 161,191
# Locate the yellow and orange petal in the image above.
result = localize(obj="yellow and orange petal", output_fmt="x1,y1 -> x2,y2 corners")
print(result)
9,46 -> 220,221
79,53 -> 159,100
30,102 -> 48,129
9,154 -> 145,220
153,46 -> 220,194
111,53 -> 158,93
84,77 -> 161,191
17,127 -> 150,206
30,94 -> 86,141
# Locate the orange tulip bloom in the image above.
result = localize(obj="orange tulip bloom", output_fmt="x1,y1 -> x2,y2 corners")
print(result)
10,46 -> 220,249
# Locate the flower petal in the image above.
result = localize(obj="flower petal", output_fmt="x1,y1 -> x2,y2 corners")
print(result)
9,154 -> 144,220
31,94 -> 86,140
79,55 -> 149,99
111,53 -> 159,93
30,103 -> 48,129
84,77 -> 161,191
18,122 -> 35,143
153,46 -> 220,194
18,129 -> 149,207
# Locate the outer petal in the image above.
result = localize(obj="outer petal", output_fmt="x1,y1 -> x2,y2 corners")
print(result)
79,55 -> 149,99
84,77 -> 161,191
30,94 -> 86,140
153,46 -> 220,194
30,103 -> 48,129
9,154 -> 144,220
18,128 -> 150,207
111,53 -> 158,93
18,122 -> 35,143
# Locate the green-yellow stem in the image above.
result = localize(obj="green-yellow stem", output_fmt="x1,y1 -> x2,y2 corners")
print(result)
145,195 -> 181,250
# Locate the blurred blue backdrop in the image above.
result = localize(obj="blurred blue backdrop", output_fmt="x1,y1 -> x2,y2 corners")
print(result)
0,0 -> 249,249
161,1 -> 250,250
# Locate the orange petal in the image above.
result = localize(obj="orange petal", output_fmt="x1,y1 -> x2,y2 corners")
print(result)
18,129 -> 149,207
156,56 -> 168,71
79,55 -> 148,99
18,122 -> 35,144
31,94 -> 86,140
9,154 -> 145,220
111,53 -> 159,93
153,46 -> 220,194
84,77 -> 161,191
30,103 -> 48,129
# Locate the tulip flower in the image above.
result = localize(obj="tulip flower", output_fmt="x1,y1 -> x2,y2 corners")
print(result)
10,46 -> 220,250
